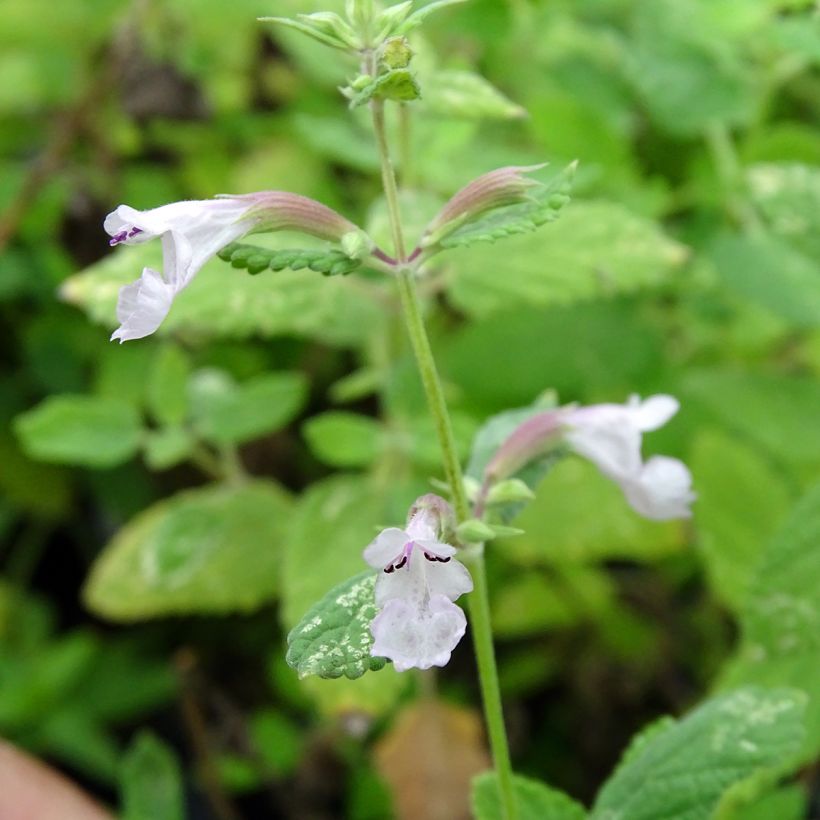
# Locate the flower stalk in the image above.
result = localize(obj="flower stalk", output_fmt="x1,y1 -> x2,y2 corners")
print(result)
369,95 -> 519,820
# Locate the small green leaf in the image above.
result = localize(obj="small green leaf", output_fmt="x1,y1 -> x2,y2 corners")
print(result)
302,411 -> 384,467
259,13 -> 356,51
191,371 -> 308,446
14,395 -> 142,468
436,163 -> 574,251
83,481 -> 291,620
347,68 -> 421,107
472,772 -> 587,820
121,731 -> 184,820
217,242 -> 363,277
143,426 -> 195,471
286,572 -> 386,680
395,0 -> 467,35
591,687 -> 807,820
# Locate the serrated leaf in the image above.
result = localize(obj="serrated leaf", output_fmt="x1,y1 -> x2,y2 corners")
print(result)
447,201 -> 687,317
190,371 -> 307,446
436,164 -> 573,251
286,572 -> 386,679
591,687 -> 807,820
83,481 -> 291,620
61,241 -> 384,348
217,241 -> 363,277
121,731 -> 184,820
710,233 -> 820,327
424,70 -> 525,120
14,395 -> 142,469
347,68 -> 421,107
472,772 -> 587,820
721,484 -> 820,761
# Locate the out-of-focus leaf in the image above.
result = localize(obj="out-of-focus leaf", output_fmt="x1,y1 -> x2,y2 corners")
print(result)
14,395 -> 142,469
190,371 -> 307,446
0,433 -> 70,519
447,201 -> 687,317
503,459 -> 686,564
121,731 -> 184,820
692,430 -> 792,612
143,426 -> 196,471
423,70 -> 525,120
721,484 -> 820,760
286,572 -> 386,679
624,0 -> 755,136
302,411 -> 384,468
710,233 -> 820,327
472,772 -> 586,820
83,481 -> 291,620
682,369 -> 820,466
591,688 -> 807,820
147,345 -> 191,427
249,709 -> 304,778
747,162 -> 820,262
61,241 -> 385,348
377,700 -> 490,820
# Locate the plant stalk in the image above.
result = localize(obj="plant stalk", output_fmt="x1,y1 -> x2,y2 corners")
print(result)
370,97 -> 518,820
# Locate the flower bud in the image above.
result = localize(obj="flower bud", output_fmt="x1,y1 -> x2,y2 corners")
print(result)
485,478 -> 536,505
456,518 -> 496,544
483,410 -> 565,483
238,192 -> 359,244
422,165 -> 545,247
341,229 -> 375,260
407,493 -> 456,542
381,36 -> 413,69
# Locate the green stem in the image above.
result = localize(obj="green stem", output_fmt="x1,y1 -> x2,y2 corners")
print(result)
370,97 -> 518,820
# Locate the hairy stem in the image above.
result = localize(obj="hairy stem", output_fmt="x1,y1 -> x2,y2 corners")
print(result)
370,97 -> 518,820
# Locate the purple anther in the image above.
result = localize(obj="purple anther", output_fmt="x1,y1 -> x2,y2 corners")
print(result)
109,230 -> 129,246
128,227 -> 143,238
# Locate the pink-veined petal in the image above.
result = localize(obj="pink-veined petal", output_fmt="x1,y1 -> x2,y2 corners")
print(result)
370,594 -> 467,672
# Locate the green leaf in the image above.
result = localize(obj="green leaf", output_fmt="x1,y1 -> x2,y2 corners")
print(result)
121,731 -> 184,820
591,687 -> 807,820
259,14 -> 354,51
286,571 -> 386,679
302,411 -> 384,467
472,772 -> 587,820
710,233 -> 820,327
217,241 -> 363,277
280,475 -> 409,713
721,484 -> 820,761
147,345 -> 191,426
681,369 -> 820,466
448,201 -> 687,317
747,162 -> 820,262
624,0 -> 755,136
143,426 -> 195,471
14,395 -> 142,468
423,70 -> 525,120
347,68 -> 421,107
691,430 -> 792,612
436,163 -> 574,251
191,371 -> 307,446
83,481 -> 291,620
61,241 -> 385,348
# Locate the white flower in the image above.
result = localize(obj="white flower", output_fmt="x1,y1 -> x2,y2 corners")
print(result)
104,198 -> 260,342
104,192 -> 360,343
363,508 -> 473,672
564,394 -> 695,520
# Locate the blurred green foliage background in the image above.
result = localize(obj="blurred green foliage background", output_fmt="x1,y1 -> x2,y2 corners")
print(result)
2,0 -> 820,817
